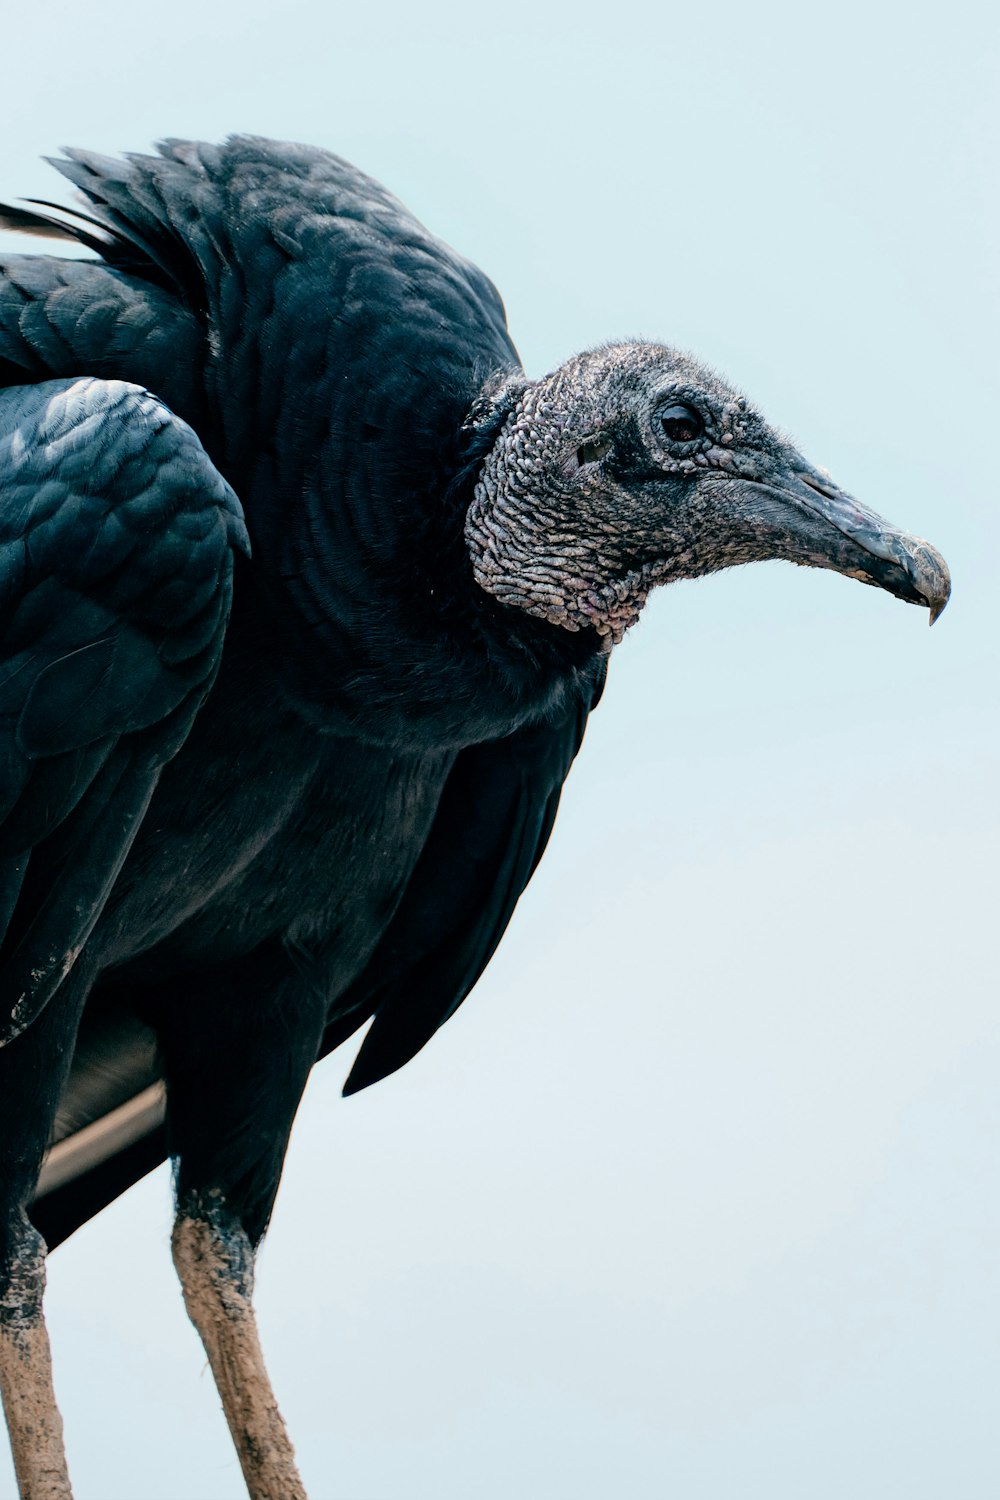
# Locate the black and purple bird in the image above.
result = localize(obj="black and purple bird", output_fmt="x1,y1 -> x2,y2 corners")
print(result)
0,137 -> 949,1500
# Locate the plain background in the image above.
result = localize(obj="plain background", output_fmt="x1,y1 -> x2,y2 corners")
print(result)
0,1 -> 996,1496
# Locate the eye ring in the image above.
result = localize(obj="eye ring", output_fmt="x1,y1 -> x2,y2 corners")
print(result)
658,402 -> 705,445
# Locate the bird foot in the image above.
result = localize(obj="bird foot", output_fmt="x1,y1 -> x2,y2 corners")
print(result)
172,1199 -> 308,1500
0,1225 -> 73,1499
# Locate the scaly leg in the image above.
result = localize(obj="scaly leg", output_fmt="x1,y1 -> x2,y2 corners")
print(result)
0,1224 -> 72,1500
1,972 -> 91,1500
171,1195 -> 306,1500
149,947 -> 327,1500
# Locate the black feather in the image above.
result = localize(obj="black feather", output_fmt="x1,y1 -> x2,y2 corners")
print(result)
0,138 -> 603,1259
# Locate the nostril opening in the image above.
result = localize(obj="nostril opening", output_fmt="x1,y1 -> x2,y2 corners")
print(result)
797,470 -> 840,502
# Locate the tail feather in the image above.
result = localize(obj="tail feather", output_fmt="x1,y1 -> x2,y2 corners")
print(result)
0,202 -> 90,245
29,1003 -> 168,1249
31,1123 -> 167,1250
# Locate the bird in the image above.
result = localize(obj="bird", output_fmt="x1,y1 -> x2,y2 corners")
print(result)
0,136 -> 949,1500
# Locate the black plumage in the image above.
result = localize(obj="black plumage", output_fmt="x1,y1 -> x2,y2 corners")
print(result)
0,137 -> 949,1500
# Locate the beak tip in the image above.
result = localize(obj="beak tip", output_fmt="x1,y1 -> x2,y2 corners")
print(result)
912,543 -> 950,628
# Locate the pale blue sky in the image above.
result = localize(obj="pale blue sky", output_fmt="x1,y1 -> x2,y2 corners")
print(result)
1,1 -> 997,1496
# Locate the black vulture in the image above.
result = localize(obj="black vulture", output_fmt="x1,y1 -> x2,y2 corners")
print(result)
0,137 -> 949,1500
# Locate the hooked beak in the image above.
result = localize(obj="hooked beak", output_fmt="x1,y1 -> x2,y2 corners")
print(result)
743,459 -> 951,625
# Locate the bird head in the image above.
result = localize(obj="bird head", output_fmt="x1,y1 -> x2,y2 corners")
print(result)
465,343 -> 950,647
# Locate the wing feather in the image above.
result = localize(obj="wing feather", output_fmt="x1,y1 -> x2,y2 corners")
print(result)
0,375 -> 247,1045
332,662 -> 607,1093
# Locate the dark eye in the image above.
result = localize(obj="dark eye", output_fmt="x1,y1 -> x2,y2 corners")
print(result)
659,402 -> 704,444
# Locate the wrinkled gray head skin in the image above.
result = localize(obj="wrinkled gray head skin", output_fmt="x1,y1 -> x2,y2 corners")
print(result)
465,343 -> 950,646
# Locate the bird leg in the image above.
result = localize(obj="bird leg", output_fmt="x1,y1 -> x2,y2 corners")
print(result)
0,1222 -> 72,1500
171,1196 -> 307,1500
